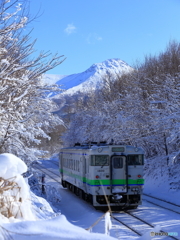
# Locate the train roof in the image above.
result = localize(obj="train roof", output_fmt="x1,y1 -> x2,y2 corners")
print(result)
60,142 -> 144,153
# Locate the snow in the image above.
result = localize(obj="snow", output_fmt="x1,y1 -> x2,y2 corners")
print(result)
0,153 -> 35,222
0,153 -> 27,178
42,58 -> 133,96
112,188 -> 126,193
33,157 -> 180,240
0,153 -> 116,239
42,74 -> 67,85
2,215 -> 116,240
143,156 -> 180,205
138,226 -> 161,240
0,154 -> 179,239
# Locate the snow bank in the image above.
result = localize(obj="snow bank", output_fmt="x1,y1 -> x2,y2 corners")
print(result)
0,153 -> 27,179
1,214 -> 116,240
0,153 -> 35,221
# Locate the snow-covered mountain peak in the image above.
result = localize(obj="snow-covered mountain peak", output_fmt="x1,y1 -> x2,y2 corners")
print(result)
85,58 -> 130,74
44,58 -> 133,97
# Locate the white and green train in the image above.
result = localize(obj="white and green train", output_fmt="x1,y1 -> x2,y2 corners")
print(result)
59,142 -> 144,210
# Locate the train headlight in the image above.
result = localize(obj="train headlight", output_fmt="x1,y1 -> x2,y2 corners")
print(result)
137,174 -> 141,178
96,175 -> 99,179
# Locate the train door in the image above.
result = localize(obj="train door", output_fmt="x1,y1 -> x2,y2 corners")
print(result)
111,155 -> 127,194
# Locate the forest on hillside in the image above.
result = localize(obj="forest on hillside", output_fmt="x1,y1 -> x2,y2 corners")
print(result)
62,41 -> 180,182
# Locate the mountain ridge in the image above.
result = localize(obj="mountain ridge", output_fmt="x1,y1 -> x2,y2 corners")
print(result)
43,58 -> 132,97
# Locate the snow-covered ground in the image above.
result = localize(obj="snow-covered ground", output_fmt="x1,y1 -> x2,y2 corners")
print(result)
143,156 -> 180,206
31,156 -> 180,240
0,153 -> 179,240
0,153 -> 115,240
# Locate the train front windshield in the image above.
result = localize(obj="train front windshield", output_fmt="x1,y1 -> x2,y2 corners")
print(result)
91,155 -> 109,166
127,155 -> 144,165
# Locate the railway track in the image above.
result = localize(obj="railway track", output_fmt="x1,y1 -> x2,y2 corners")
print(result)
35,162 -> 180,215
48,160 -> 180,208
142,194 -> 180,215
33,163 -> 61,184
112,211 -> 179,240
33,163 -> 180,240
143,193 -> 180,207
111,214 -> 142,236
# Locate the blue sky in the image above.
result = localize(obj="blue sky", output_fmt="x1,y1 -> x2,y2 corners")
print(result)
28,0 -> 180,75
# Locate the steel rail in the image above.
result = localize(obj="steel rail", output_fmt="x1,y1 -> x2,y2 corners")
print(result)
111,215 -> 142,236
125,211 -> 179,240
143,193 -> 180,207
34,164 -> 61,184
143,198 -> 180,215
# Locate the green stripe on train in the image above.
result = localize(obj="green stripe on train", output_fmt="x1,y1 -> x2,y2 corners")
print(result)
60,169 -> 144,185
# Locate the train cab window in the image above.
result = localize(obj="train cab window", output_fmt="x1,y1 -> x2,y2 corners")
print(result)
91,155 -> 109,166
113,157 -> 123,168
127,155 -> 144,165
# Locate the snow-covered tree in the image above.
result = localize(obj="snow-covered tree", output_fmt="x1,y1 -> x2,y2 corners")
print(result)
0,0 -> 65,161
62,41 -> 180,172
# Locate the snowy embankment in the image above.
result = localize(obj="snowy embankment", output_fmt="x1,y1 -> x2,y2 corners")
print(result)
144,155 -> 180,205
0,153 -> 116,240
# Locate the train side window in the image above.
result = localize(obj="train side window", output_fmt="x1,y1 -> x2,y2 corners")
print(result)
78,161 -> 79,172
113,157 -> 123,168
127,155 -> 144,165
76,160 -> 78,171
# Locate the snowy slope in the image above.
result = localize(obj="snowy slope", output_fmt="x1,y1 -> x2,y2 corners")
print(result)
42,74 -> 67,85
43,58 -> 132,96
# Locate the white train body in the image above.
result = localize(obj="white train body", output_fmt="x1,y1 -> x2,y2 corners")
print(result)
59,143 -> 144,209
